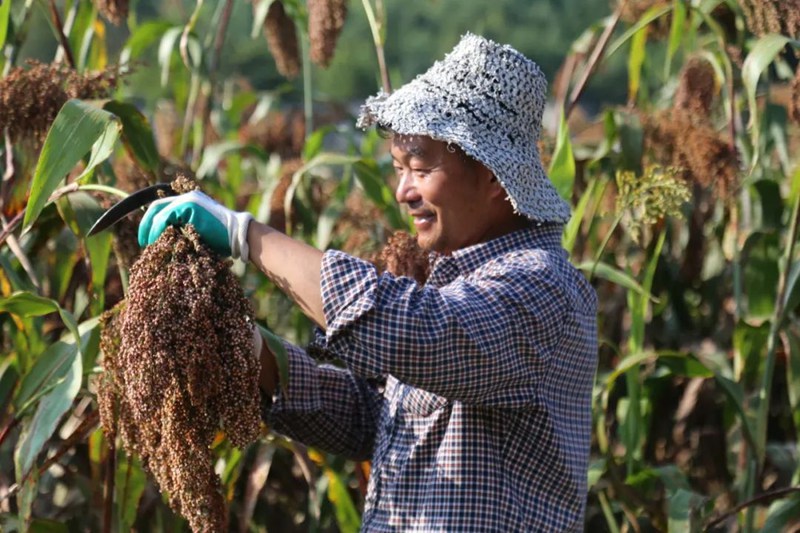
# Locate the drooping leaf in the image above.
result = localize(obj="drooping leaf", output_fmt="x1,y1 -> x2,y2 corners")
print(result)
0,292 -> 80,351
13,319 -> 98,414
742,34 -> 793,163
761,494 -> 800,532
103,101 -> 161,173
23,100 -> 121,231
548,110 -> 575,201
577,261 -> 656,302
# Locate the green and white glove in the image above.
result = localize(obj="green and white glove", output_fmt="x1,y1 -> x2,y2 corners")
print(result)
138,190 -> 254,261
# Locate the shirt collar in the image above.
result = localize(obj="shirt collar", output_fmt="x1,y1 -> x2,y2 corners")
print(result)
429,223 -> 564,279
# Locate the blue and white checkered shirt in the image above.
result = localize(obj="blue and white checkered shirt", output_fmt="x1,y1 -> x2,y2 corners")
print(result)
263,224 -> 598,532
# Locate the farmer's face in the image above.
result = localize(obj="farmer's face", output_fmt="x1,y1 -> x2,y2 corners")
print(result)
391,135 -> 505,255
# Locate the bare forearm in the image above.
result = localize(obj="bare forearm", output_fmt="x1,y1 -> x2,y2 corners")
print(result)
247,221 -> 326,328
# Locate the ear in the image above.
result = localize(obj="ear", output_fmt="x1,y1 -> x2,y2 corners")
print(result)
485,172 -> 506,200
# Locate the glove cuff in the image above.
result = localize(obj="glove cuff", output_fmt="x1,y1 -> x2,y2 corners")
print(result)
232,211 -> 254,262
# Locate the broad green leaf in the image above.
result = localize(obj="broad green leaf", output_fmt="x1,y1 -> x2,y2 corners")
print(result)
742,34 -> 793,162
24,100 -> 120,231
325,467 -> 361,533
0,0 -> 11,49
733,320 -> 769,387
0,292 -> 80,351
13,319 -> 98,414
258,324 -> 289,394
121,20 -> 172,66
627,23 -> 648,103
548,110 -> 575,201
742,231 -> 780,319
15,346 -> 81,477
103,101 -> 161,173
577,261 -> 656,302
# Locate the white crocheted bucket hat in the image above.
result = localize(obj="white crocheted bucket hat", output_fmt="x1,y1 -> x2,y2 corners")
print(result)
357,33 -> 571,223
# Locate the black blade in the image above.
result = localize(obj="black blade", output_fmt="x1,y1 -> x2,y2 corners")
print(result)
87,183 -> 176,236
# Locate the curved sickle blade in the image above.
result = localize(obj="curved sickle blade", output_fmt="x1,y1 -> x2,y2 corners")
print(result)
87,183 -> 176,236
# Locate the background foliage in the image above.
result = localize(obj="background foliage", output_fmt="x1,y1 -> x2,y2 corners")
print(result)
1,0 -> 800,531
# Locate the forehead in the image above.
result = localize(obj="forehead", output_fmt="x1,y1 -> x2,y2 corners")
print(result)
390,135 -> 447,160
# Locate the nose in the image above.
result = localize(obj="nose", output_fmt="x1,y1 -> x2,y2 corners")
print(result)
395,172 -> 420,204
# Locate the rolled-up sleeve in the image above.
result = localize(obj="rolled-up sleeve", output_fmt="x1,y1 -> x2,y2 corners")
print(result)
318,249 -> 567,408
263,340 -> 383,460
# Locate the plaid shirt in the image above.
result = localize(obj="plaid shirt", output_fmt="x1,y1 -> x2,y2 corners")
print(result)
263,224 -> 598,532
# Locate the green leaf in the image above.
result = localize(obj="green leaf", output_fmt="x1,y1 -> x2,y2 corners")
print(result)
627,23 -> 648,103
664,0 -> 686,77
352,159 -> 406,230
251,0 -> 276,38
56,192 -> 113,314
303,125 -> 334,161
121,20 -> 172,66
13,319 -> 98,414
577,261 -> 657,302
258,324 -> 289,395
667,488 -> 707,533
0,292 -> 81,352
197,141 -> 268,179
24,100 -> 121,231
103,101 -> 161,173
657,353 -> 714,379
742,231 -> 780,320
714,374 -> 759,458
733,320 -> 770,387
0,360 -> 19,412
325,467 -> 361,533
0,0 -> 11,49
115,455 -> 147,532
548,110 -> 575,201
563,179 -> 597,256
158,26 -> 183,86
15,336 -> 83,477
742,34 -> 793,163
761,494 -> 800,532
606,3 -> 673,59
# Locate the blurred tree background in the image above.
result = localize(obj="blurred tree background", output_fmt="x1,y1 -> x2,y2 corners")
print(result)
3,0 -> 800,532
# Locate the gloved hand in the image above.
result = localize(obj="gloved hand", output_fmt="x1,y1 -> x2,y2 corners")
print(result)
138,190 -> 254,261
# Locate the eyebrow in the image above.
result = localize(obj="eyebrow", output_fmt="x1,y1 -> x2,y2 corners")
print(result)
392,143 -> 429,162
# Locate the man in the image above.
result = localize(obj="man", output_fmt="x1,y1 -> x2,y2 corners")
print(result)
139,33 -> 598,532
